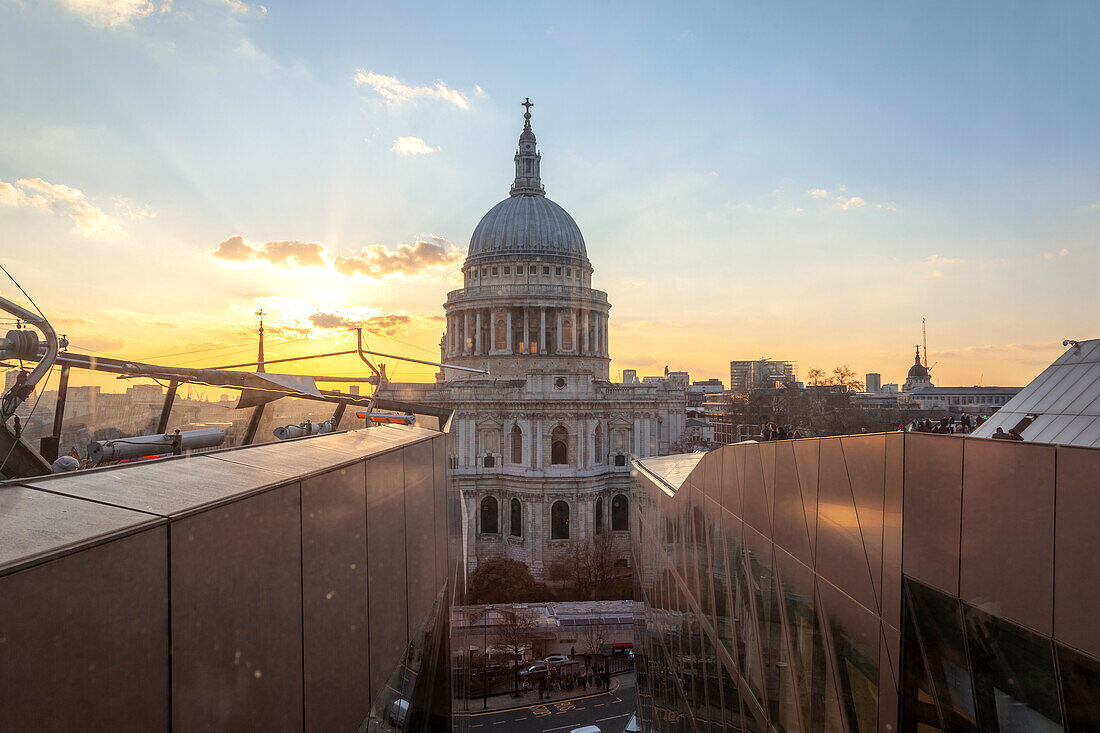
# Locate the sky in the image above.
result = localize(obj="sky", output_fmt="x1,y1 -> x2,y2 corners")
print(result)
1,0 -> 1098,392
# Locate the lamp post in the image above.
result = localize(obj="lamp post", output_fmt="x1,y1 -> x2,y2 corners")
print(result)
483,605 -> 492,710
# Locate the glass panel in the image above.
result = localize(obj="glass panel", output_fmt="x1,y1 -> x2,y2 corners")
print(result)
963,604 -> 1064,733
820,580 -> 879,733
775,546 -> 829,730
904,579 -> 978,731
1055,643 -> 1100,733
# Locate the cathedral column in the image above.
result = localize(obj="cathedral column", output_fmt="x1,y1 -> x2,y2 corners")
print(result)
633,417 -> 641,456
572,310 -> 578,354
540,308 -> 547,355
535,420 -> 543,468
506,309 -> 513,354
463,311 -> 470,355
602,315 -> 608,356
583,310 -> 590,355
556,309 -> 563,352
475,310 -> 482,355
523,308 -> 530,354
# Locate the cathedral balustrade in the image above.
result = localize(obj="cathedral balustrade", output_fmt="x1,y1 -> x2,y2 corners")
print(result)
444,283 -> 609,304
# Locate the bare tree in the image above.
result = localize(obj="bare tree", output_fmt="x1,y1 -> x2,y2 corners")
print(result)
578,620 -> 608,667
805,368 -> 826,386
490,608 -> 538,695
564,534 -> 616,600
828,364 -> 865,392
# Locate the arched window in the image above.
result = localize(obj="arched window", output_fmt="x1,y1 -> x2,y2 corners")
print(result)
594,424 -> 603,464
612,494 -> 629,531
595,497 -> 604,534
551,500 -> 570,539
511,425 -> 523,464
551,426 -> 568,465
480,496 -> 498,534
510,498 -> 522,537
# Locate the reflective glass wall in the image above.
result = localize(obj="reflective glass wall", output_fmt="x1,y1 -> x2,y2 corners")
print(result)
632,434 -> 1100,732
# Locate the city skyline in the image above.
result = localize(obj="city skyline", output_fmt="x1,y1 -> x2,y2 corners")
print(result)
3,1 -> 1097,389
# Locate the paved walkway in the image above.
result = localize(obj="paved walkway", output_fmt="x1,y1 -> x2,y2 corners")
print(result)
467,675 -> 622,714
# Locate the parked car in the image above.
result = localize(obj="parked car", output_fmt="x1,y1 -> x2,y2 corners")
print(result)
542,654 -> 570,665
519,662 -> 549,678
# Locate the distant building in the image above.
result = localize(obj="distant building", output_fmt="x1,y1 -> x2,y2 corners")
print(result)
729,359 -> 797,393
902,348 -> 933,391
666,371 -> 690,390
3,369 -> 36,421
906,386 -> 1021,412
621,369 -> 639,385
881,383 -> 900,393
866,372 -> 882,392
686,379 -> 725,414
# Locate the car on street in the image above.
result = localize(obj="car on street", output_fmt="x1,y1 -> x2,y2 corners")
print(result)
519,662 -> 549,678
542,654 -> 571,665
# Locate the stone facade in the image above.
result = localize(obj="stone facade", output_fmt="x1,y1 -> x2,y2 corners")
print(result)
384,107 -> 685,579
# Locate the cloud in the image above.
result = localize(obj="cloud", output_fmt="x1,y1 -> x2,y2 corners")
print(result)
1043,248 -> 1070,259
53,0 -> 168,27
0,177 -> 129,236
353,71 -> 473,110
924,270 -> 944,279
808,186 -> 895,212
333,236 -> 463,278
210,234 -> 463,280
391,136 -> 438,156
926,254 -> 962,266
218,0 -> 267,16
209,235 -> 327,267
69,334 -> 126,353
308,312 -> 419,337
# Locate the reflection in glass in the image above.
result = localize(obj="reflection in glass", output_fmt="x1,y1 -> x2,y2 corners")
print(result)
904,579 -> 977,731
963,604 -> 1064,733
1056,643 -> 1100,732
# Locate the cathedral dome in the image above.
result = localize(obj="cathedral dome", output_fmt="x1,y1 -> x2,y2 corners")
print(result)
468,195 -> 587,260
465,98 -> 588,265
908,348 -> 929,377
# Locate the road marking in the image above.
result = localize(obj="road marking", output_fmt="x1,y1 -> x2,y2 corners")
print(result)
540,710 -> 632,732
552,701 -> 577,712
493,721 -> 506,726
593,702 -> 605,707
530,705 -> 552,717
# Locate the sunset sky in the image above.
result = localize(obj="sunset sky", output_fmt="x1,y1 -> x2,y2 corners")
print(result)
2,0 -> 1097,392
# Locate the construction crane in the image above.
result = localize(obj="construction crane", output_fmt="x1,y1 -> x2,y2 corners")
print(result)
922,317 -> 929,368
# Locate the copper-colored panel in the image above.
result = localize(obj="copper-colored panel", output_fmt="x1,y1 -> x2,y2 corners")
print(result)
404,435 -> 437,629
0,485 -> 162,573
432,437 -> 448,597
816,438 -> 878,612
742,442 -> 771,536
881,433 -> 904,631
902,434 -> 963,596
301,463 -> 370,732
791,438 -> 820,564
840,434 -> 887,612
366,449 -> 408,702
960,439 -> 1055,636
772,440 -> 813,565
721,444 -> 743,518
0,526 -> 169,732
170,484 -> 304,731
1054,446 -> 1100,658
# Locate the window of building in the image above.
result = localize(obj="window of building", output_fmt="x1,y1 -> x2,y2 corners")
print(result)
551,426 -> 568,465
491,266 -> 498,275
595,496 -> 603,533
510,498 -> 522,537
510,425 -> 522,464
612,494 -> 629,531
503,266 -> 510,275
555,267 -> 562,276
543,266 -> 550,275
566,268 -> 571,277
480,496 -> 498,534
551,500 -> 569,539
481,268 -> 487,276
517,265 -> 523,274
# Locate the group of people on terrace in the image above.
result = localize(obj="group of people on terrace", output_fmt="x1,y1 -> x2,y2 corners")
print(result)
908,415 -> 984,434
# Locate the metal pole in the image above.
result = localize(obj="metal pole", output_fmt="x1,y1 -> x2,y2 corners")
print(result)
40,363 -> 70,462
156,380 -> 178,433
242,404 -> 266,445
